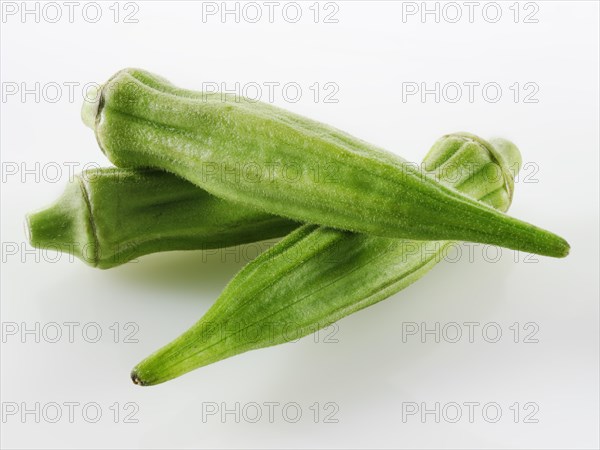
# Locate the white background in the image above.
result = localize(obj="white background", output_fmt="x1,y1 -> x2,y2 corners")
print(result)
1,1 -> 598,448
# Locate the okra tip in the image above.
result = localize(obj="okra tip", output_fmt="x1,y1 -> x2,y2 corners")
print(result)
552,235 -> 571,257
130,370 -> 145,386
130,367 -> 164,387
487,137 -> 570,258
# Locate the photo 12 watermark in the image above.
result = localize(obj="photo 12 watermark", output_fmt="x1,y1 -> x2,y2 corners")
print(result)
200,1 -> 340,24
200,401 -> 340,423
401,321 -> 540,344
2,401 -> 140,423
185,320 -> 340,345
1,1 -> 140,24
401,81 -> 540,104
401,401 -> 540,423
400,2 -> 540,24
1,321 -> 140,344
2,161 -> 104,184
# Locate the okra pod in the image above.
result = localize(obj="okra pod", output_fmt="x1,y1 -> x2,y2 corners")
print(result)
82,68 -> 569,258
27,168 -> 299,269
131,133 -> 524,386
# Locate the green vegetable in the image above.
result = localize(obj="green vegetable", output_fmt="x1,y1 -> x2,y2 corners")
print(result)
27,168 -> 299,269
131,133 -> 523,386
82,68 -> 569,258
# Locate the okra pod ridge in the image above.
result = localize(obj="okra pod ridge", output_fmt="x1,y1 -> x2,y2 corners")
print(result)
130,132 -> 535,386
27,168 -> 300,268
83,68 -> 569,258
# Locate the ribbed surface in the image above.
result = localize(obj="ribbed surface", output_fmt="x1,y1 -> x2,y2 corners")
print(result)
132,130 -> 527,385
92,68 -> 568,258
28,168 -> 299,269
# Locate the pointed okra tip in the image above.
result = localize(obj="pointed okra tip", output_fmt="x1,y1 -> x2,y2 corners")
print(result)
485,136 -> 570,258
130,364 -> 170,387
426,132 -> 570,258
486,136 -> 570,258
130,360 -> 174,387
130,370 -> 146,386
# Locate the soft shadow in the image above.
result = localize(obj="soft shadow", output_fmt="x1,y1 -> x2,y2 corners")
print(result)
107,239 -> 282,296
268,255 -> 516,393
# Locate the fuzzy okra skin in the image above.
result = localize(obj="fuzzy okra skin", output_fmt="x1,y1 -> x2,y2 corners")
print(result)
27,168 -> 299,269
83,68 -> 569,258
132,134 -> 522,386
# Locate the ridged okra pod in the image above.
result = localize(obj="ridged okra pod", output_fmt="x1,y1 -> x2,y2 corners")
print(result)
82,68 -> 569,258
27,168 -> 299,269
131,133 -> 524,386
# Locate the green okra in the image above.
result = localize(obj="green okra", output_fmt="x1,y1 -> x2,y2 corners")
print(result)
131,133 -> 523,386
27,168 -> 299,269
82,68 -> 569,258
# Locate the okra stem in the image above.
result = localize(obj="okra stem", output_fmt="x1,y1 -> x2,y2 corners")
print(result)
27,168 -> 299,269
